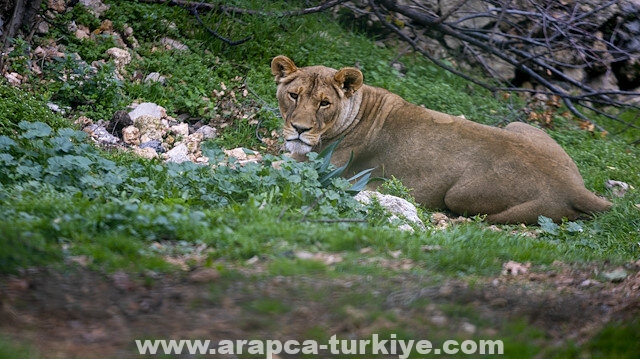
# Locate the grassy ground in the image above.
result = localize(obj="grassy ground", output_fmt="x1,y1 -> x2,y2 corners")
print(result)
1,0 -> 639,358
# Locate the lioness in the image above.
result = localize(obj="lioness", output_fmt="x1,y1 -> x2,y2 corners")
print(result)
271,55 -> 612,224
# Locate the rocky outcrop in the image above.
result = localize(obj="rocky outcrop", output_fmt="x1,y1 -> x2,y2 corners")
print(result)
76,102 -> 219,164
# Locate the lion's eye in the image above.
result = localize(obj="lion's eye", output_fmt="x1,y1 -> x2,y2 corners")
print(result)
320,100 -> 330,107
289,92 -> 298,100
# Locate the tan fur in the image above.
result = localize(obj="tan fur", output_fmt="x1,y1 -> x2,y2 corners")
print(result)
271,55 -> 612,224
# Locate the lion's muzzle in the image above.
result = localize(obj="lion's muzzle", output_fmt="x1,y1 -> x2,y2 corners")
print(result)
285,138 -> 312,154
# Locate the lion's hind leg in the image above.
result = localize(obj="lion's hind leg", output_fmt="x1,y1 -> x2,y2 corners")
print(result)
484,199 -> 578,225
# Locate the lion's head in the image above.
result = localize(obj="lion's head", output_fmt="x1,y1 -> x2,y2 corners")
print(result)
271,55 -> 364,155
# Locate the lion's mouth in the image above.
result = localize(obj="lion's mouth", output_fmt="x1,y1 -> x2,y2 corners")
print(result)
285,139 -> 313,154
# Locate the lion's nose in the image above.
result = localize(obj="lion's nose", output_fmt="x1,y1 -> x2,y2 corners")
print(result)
292,124 -> 312,134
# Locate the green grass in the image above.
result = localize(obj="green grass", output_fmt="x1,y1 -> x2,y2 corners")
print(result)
0,338 -> 38,359
0,0 -> 638,275
0,0 -> 639,357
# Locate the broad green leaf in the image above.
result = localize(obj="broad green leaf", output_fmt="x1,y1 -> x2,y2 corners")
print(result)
565,221 -> 584,233
50,136 -> 74,153
0,153 -> 16,166
0,136 -> 16,150
19,121 -> 52,139
346,168 -> 375,195
538,215 -> 559,235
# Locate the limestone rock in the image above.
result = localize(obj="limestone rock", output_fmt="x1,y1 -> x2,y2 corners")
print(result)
169,123 -> 189,138
47,0 -> 66,13
134,115 -> 167,143
84,124 -> 119,145
196,125 -> 217,139
79,0 -> 110,17
128,102 -> 167,121
355,191 -> 425,231
121,126 -> 140,146
160,37 -> 189,51
144,72 -> 166,84
223,147 -> 262,166
183,132 -> 204,156
133,147 -> 158,159
106,48 -> 131,72
165,143 -> 190,164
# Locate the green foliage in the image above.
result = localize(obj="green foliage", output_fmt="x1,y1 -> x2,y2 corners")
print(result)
49,3 -> 113,62
68,3 -> 102,30
4,37 -> 31,75
538,215 -> 591,241
0,338 -> 38,359
2,1 -> 639,357
379,176 -> 416,203
0,222 -> 62,273
310,138 -> 374,194
104,1 -> 186,42
547,319 -> 640,358
267,258 -> 327,276
43,55 -> 127,120
0,82 -> 71,136
0,122 -> 373,271
0,0 -> 635,276
538,215 -> 561,235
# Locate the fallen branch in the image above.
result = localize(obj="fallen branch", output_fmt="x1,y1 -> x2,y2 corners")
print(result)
372,0 -> 640,140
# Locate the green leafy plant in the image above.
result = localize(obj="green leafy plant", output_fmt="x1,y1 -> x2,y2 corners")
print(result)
379,175 -> 415,202
44,55 -> 126,119
0,82 -> 70,136
538,215 -> 584,237
311,137 -> 375,195
5,37 -> 31,75
0,122 -> 378,271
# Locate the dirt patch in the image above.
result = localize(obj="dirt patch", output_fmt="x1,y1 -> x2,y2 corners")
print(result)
1,262 -> 639,358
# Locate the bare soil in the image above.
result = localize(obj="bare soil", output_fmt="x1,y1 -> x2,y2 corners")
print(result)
1,261 -> 639,358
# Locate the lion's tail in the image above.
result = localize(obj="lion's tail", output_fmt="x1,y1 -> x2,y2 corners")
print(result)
572,189 -> 613,216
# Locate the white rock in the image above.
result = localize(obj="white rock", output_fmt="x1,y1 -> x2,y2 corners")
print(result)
47,102 -> 62,113
224,147 -> 248,160
106,47 -> 131,71
170,123 -> 189,138
144,72 -> 166,84
165,143 -> 190,164
160,37 -> 189,51
355,191 -> 425,231
83,124 -> 119,145
37,21 -> 50,34
196,125 -> 217,139
184,132 -> 204,155
133,147 -> 158,159
605,179 -> 630,197
135,115 -> 167,143
48,0 -> 67,13
74,25 -> 90,40
128,102 -> 166,121
79,0 -> 110,17
4,72 -> 22,86
121,125 -> 140,145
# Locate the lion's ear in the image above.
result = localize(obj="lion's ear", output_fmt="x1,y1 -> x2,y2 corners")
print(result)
334,68 -> 364,98
271,56 -> 298,82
